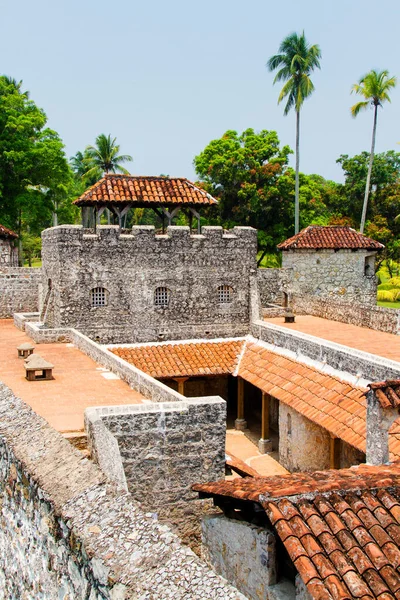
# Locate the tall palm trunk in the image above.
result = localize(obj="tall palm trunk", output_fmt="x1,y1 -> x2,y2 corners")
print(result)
295,109 -> 300,234
360,104 -> 378,234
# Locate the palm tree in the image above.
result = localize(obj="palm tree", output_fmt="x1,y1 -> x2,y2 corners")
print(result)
267,32 -> 321,234
84,134 -> 133,179
351,70 -> 397,233
2,75 -> 29,97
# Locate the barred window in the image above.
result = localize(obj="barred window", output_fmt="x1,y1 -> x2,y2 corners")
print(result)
218,285 -> 233,304
154,286 -> 170,307
91,287 -> 107,307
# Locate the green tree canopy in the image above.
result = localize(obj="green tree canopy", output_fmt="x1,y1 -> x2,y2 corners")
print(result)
0,75 -> 73,244
194,128 -> 334,262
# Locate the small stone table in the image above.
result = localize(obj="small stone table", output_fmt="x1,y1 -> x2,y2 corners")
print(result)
24,354 -> 54,381
17,342 -> 35,359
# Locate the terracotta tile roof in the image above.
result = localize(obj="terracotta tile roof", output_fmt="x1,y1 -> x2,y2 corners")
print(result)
110,340 -> 244,378
194,463 -> 400,599
238,341 -> 367,455
0,224 -> 18,239
73,174 -> 217,207
225,453 -> 260,478
368,380 -> 400,409
111,339 -> 400,460
277,226 -> 383,250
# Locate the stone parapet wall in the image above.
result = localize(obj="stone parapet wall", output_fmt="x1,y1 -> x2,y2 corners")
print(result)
282,248 -> 378,306
85,398 -> 226,554
0,267 -> 41,317
40,225 -> 257,343
85,398 -> 226,507
252,320 -> 400,381
293,295 -> 400,335
257,267 -> 291,307
0,382 -> 244,599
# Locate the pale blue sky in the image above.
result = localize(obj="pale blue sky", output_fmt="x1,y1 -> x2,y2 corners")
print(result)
2,0 -> 400,182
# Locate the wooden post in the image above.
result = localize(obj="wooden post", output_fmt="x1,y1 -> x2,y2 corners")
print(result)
235,377 -> 247,430
330,437 -> 341,469
258,392 -> 273,453
173,377 -> 189,396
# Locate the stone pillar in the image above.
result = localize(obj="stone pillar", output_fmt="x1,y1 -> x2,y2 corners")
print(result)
235,377 -> 247,430
329,436 -> 341,469
258,392 -> 272,454
366,387 -> 399,465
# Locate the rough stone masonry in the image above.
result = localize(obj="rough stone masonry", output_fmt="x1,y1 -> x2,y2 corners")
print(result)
40,224 -> 258,344
0,382 -> 245,600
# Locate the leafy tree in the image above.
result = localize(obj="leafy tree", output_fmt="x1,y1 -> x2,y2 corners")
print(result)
194,128 -> 336,262
351,69 -> 397,233
267,31 -> 321,234
0,75 -> 72,260
83,134 -> 133,180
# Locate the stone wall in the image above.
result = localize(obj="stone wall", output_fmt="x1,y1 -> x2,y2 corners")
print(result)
0,238 -> 18,266
0,267 -> 41,318
85,398 -> 226,553
252,320 -> 400,381
201,514 -> 279,600
40,225 -> 257,343
293,295 -> 400,335
0,382 -> 244,599
85,398 -> 226,507
278,404 -> 331,472
281,248 -> 378,306
257,268 -> 290,307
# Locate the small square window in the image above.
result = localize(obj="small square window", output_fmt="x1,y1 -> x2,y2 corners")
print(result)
154,287 -> 170,307
218,285 -> 233,304
91,287 -> 107,307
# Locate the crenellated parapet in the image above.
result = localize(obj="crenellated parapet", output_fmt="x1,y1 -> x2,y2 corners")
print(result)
42,224 -> 257,248
40,225 -> 258,343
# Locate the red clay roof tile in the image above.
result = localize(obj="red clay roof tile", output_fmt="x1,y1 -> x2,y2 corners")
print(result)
74,174 -> 218,207
0,223 -> 18,239
195,463 -> 400,600
277,225 -> 383,250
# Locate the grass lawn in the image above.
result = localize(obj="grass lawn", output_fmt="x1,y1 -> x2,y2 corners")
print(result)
377,301 -> 400,309
23,258 -> 42,268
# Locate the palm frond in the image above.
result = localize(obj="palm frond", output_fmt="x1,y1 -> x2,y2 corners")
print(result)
350,101 -> 369,117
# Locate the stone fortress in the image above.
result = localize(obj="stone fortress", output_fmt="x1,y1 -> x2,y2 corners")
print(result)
2,175 -> 400,599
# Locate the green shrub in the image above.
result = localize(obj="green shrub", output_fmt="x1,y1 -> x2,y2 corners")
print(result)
378,283 -> 396,290
388,277 -> 400,288
377,290 -> 398,302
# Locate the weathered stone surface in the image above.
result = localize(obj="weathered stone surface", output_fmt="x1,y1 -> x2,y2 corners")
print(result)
282,248 -> 378,306
0,382 -> 245,599
252,320 -> 400,381
202,514 -> 279,599
293,295 -> 400,335
278,404 -> 331,472
0,268 -> 41,318
86,398 -> 226,507
0,238 -> 18,266
40,225 -> 257,343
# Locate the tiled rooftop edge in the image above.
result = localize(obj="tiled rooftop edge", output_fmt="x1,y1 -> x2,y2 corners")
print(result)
253,319 -> 400,380
106,336 -> 247,349
85,396 -> 225,421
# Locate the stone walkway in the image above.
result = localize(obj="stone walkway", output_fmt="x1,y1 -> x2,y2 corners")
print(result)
265,315 -> 400,363
226,429 -> 288,477
0,319 -> 144,433
0,319 -> 289,476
